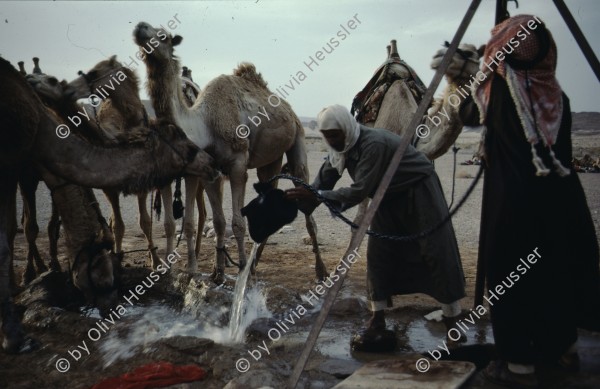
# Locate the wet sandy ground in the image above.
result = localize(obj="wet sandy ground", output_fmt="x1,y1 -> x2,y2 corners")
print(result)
3,132 -> 600,388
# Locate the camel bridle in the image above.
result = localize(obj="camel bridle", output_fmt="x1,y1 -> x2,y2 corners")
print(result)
442,41 -> 480,81
76,67 -> 124,135
77,66 -> 127,86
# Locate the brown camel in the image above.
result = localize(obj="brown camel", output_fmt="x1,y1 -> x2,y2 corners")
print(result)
12,63 -> 63,285
59,56 -> 175,269
133,22 -> 326,283
65,57 -> 219,269
350,39 -> 483,224
29,63 -> 222,271
0,57 -> 218,353
32,57 -> 42,75
17,61 -> 26,76
17,164 -> 62,285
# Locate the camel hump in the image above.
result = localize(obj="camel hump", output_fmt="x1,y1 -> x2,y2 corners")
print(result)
233,62 -> 268,89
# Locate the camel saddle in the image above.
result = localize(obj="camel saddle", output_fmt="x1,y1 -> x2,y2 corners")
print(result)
351,58 -> 428,125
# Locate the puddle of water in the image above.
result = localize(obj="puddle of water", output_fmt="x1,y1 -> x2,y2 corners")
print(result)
278,326 -> 355,360
97,244 -> 273,367
98,287 -> 272,367
98,305 -> 204,367
401,312 -> 493,352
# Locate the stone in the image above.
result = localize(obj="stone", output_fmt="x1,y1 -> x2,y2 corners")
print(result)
316,358 -> 363,378
332,358 -> 476,388
302,235 -> 324,246
162,336 -> 214,355
264,285 -> 300,313
245,318 -> 280,342
330,297 -> 367,316
223,369 -> 283,389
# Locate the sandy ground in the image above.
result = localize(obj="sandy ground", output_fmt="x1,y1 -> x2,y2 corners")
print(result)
2,131 -> 600,388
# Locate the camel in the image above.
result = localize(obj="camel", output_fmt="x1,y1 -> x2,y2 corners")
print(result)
17,61 -> 26,76
64,57 -> 211,270
179,65 -> 204,252
181,66 -> 200,107
0,57 -> 218,352
51,56 -> 174,269
10,61 -> 64,285
32,57 -> 42,75
350,39 -> 483,224
17,164 -> 62,285
133,22 -> 326,284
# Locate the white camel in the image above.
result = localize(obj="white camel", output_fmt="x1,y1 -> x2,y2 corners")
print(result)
133,22 -> 326,283
351,39 -> 484,225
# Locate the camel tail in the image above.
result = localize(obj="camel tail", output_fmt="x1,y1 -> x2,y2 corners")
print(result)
233,62 -> 268,89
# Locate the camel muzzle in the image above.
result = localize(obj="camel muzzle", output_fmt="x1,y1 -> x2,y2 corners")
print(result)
133,22 -> 155,44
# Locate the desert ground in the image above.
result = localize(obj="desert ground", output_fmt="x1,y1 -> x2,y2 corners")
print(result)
1,129 -> 599,388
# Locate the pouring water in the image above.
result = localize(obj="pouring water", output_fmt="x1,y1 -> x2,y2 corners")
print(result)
228,242 -> 260,342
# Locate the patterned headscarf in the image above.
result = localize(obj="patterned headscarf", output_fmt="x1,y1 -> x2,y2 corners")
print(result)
474,14 -> 570,176
318,104 -> 361,174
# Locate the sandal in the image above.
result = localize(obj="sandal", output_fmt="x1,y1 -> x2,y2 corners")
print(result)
483,360 -> 538,388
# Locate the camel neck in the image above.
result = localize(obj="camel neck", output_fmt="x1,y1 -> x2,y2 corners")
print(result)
104,75 -> 147,128
146,57 -> 185,122
35,110 -> 170,194
54,98 -> 110,145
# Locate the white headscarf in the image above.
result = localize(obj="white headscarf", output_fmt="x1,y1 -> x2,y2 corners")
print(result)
317,104 -> 361,174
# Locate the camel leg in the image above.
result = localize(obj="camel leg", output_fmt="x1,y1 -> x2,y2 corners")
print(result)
183,176 -> 199,271
0,176 -> 24,353
254,158 -> 283,269
205,176 -> 226,284
285,131 -> 328,281
18,178 -> 46,284
195,183 -> 207,259
160,182 -> 176,259
104,190 -> 124,254
229,161 -> 249,270
47,199 -> 61,272
137,192 -> 160,269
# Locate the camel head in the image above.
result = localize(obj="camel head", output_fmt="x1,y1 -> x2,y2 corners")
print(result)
25,73 -> 67,106
71,239 -> 122,318
133,22 -> 182,65
66,55 -> 138,101
431,43 -> 484,84
149,119 -> 221,184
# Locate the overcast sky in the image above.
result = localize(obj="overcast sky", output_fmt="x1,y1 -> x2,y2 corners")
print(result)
1,0 -> 598,117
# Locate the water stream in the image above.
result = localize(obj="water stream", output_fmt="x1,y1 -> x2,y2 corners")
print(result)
228,242 -> 259,342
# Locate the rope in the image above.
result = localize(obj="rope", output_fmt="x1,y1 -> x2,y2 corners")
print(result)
176,214 -> 184,248
174,179 -> 185,248
217,246 -> 240,267
150,188 -> 154,235
268,167 -> 483,242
